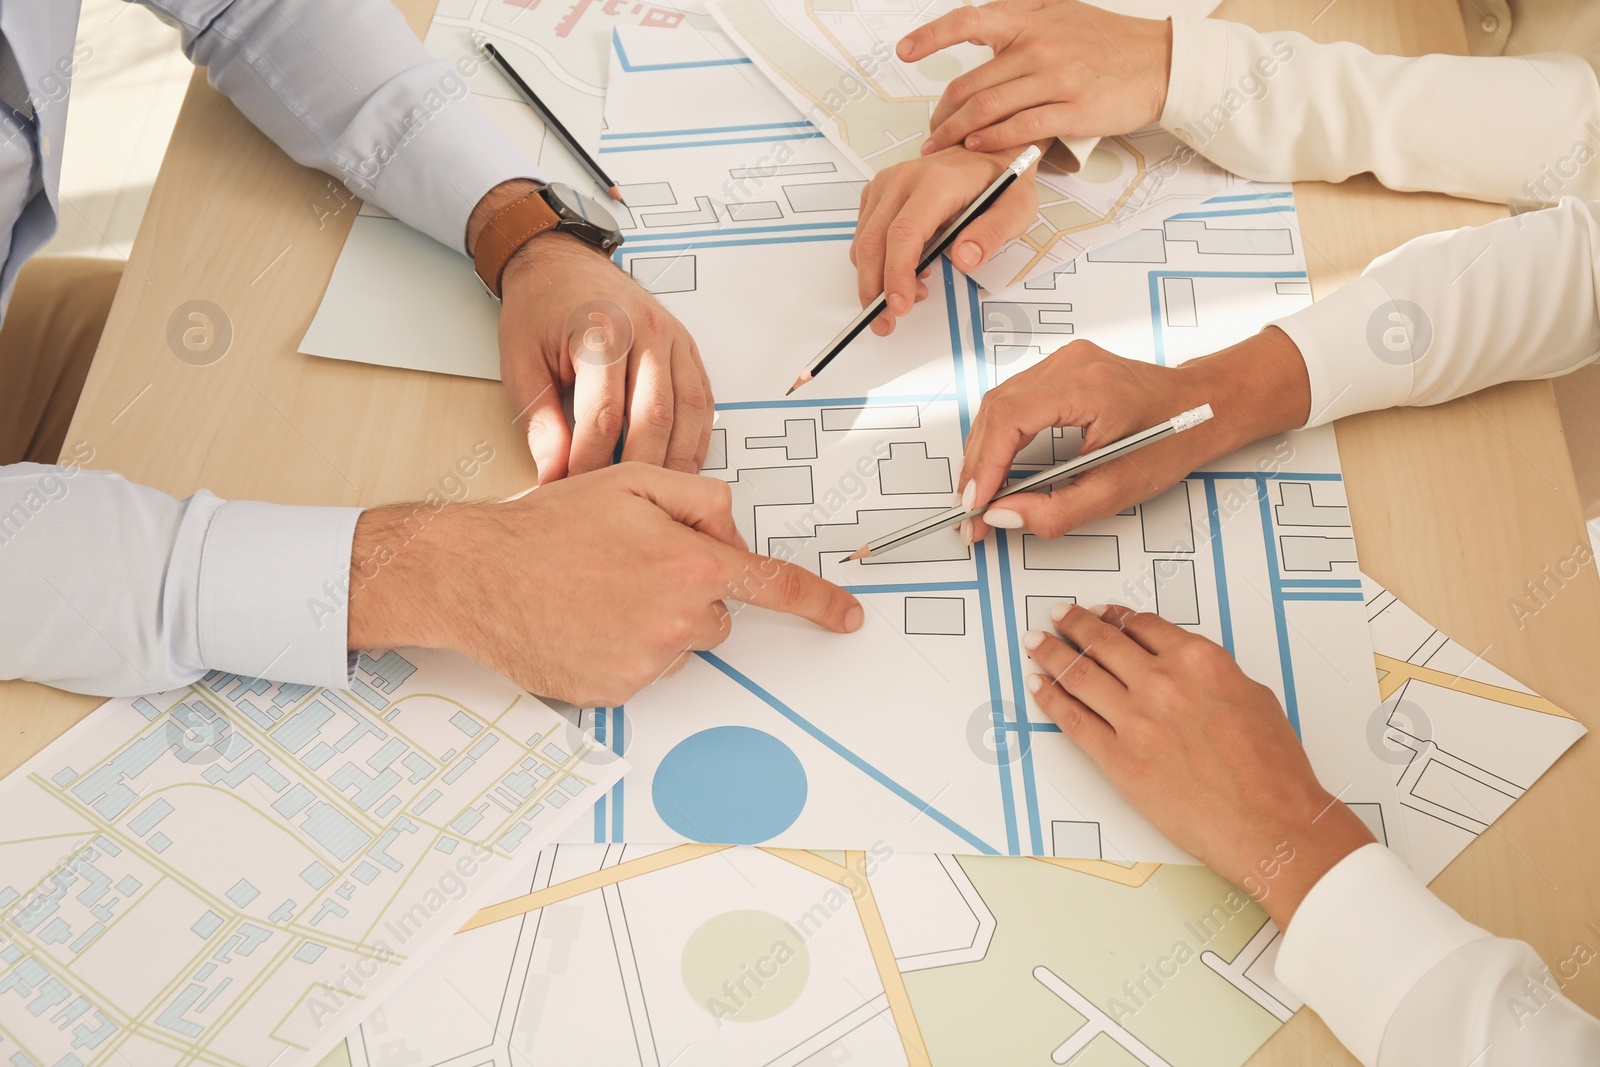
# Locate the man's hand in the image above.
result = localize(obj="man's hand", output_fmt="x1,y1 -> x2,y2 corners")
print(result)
959,331 -> 1311,543
900,0 -> 1173,156
852,146 -> 1041,336
1026,604 -> 1375,927
347,463 -> 864,707
469,180 -> 714,482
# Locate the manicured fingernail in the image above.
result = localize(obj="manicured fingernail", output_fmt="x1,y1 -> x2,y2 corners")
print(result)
888,293 -> 908,315
959,518 -> 973,544
961,481 -> 977,511
984,508 -> 1023,528
1086,603 -> 1109,617
956,241 -> 980,267
845,604 -> 864,632
1026,673 -> 1047,694
1023,629 -> 1047,651
1050,602 -> 1071,624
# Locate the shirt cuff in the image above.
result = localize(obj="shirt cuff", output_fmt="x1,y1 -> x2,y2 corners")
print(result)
1274,843 -> 1490,1065
363,90 -> 545,254
196,500 -> 363,689
1272,275 -> 1417,426
1159,17 -> 1234,141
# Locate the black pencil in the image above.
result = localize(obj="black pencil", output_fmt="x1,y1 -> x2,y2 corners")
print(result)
479,39 -> 625,204
787,143 -> 1041,394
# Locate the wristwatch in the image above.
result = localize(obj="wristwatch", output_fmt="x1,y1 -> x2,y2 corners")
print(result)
473,182 -> 625,299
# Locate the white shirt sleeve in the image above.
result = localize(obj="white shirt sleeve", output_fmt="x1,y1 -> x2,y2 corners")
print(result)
1268,196 -> 1600,425
0,462 -> 359,697
138,0 -> 543,253
1160,17 -> 1600,208
1275,843 -> 1600,1066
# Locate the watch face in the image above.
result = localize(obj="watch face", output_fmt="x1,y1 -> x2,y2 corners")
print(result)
546,181 -> 619,233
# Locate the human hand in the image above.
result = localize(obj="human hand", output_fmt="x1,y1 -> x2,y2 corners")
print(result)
958,331 -> 1311,543
468,181 -> 713,483
900,0 -> 1172,156
347,463 -> 863,707
1026,604 -> 1374,926
851,145 -> 1041,336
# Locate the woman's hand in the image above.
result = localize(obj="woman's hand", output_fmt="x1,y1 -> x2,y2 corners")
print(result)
1027,604 -> 1375,926
852,145 -> 1042,336
900,0 -> 1173,156
957,331 -> 1311,543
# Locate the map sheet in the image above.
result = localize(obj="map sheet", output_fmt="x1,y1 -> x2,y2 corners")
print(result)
707,0 -> 1240,291
318,578 -> 1580,1066
0,651 -> 624,1067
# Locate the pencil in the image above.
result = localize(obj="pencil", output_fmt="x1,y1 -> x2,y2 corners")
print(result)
478,39 -> 625,204
787,143 -> 1041,395
847,405 -> 1215,560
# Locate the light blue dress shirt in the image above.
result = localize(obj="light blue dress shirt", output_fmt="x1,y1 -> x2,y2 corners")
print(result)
0,0 -> 542,696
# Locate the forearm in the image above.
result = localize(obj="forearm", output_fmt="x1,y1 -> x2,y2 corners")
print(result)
145,0 -> 542,252
1271,197 -> 1600,426
0,463 -> 357,696
1161,18 -> 1600,206
1275,843 -> 1600,1066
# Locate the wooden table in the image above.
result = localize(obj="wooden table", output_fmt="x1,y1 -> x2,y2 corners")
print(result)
5,1 -> 1598,1063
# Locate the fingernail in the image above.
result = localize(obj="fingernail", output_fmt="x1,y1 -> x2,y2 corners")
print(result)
956,241 -> 980,267
845,604 -> 865,632
1026,673 -> 1047,695
959,518 -> 973,544
897,38 -> 913,57
920,139 -> 935,155
1023,629 -> 1047,651
1050,602 -> 1071,624
734,529 -> 750,552
1086,603 -> 1109,617
984,508 -> 1023,528
888,293 -> 908,315
965,134 -> 981,149
961,481 -> 976,511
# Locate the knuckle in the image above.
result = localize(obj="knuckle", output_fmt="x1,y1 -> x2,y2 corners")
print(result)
1010,111 -> 1043,140
766,563 -> 808,606
970,88 -> 1004,118
593,401 -> 626,439
639,398 -> 675,432
658,612 -> 695,648
678,382 -> 711,414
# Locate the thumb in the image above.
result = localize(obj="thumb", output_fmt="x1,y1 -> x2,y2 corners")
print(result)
509,357 -> 572,485
722,550 -> 865,634
623,466 -> 749,551
949,181 -> 1035,274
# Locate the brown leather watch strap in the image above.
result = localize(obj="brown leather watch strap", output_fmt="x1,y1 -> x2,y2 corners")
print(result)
473,190 -> 562,299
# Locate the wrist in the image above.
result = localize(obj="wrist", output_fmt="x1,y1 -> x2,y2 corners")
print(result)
1180,326 -> 1311,451
1218,797 -> 1375,931
347,505 -> 463,653
502,228 -> 616,291
466,178 -> 542,257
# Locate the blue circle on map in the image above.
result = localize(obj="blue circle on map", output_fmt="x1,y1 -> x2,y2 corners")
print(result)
652,726 -> 807,844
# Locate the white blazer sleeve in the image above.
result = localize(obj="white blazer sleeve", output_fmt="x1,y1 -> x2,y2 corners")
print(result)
0,462 -> 359,697
1275,843 -> 1600,1066
1267,196 -> 1600,425
1160,17 -> 1600,208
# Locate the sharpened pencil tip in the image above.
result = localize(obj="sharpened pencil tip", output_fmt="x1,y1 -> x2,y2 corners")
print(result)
846,546 -> 870,562
608,185 -> 626,204
787,373 -> 811,396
